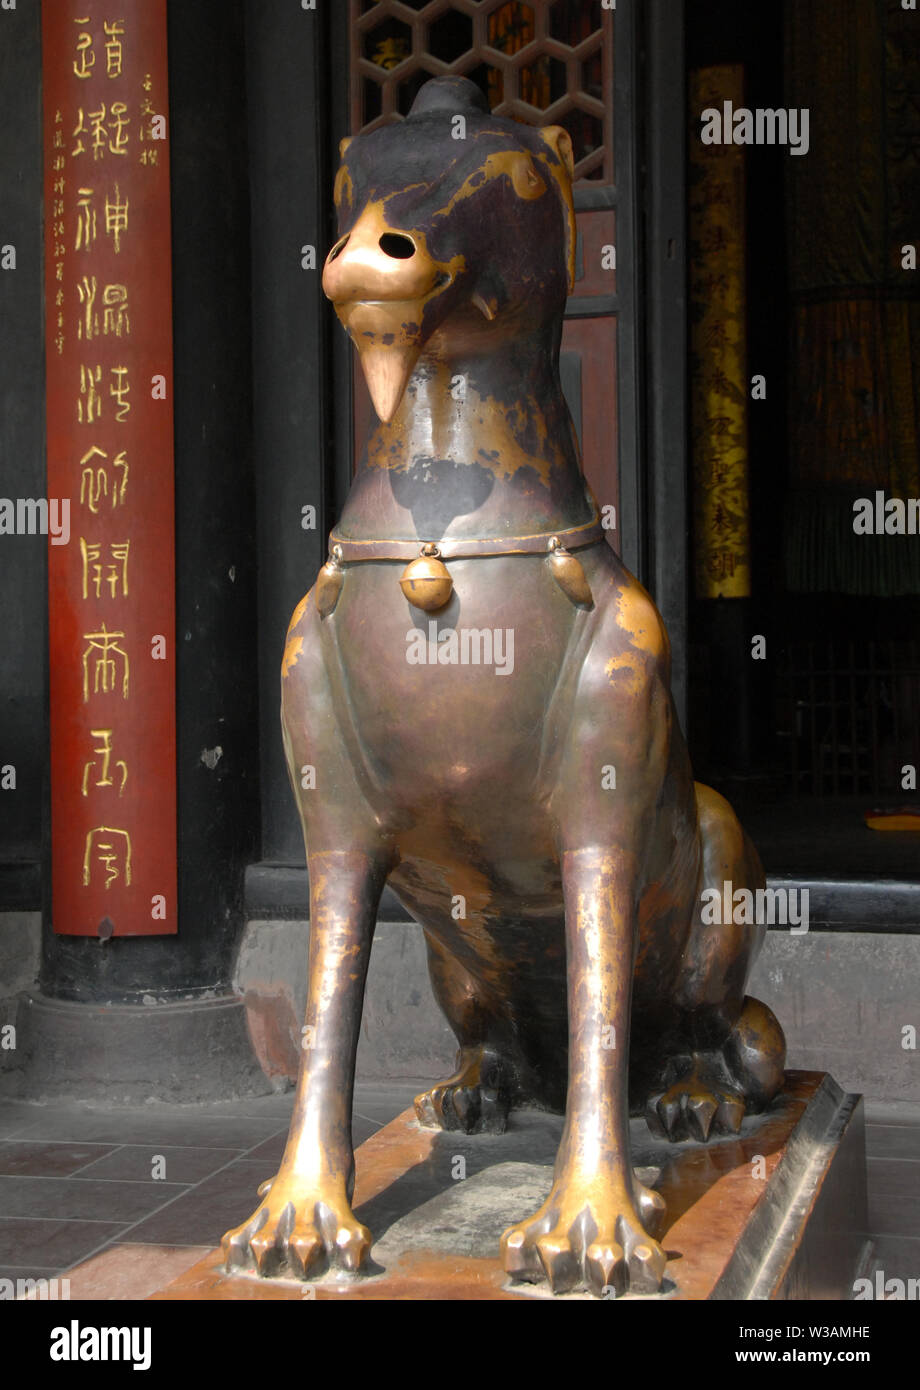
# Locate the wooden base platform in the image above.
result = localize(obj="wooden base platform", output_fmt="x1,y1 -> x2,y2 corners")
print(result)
139,1070 -> 868,1301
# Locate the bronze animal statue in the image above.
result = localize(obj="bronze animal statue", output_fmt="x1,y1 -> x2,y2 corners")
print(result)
222,76 -> 785,1298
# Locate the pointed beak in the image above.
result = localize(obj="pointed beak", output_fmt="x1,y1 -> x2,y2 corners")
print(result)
354,338 -> 422,423
336,301 -> 425,423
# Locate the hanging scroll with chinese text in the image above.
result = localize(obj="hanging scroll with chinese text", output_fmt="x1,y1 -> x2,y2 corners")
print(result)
42,0 -> 176,935
689,64 -> 751,600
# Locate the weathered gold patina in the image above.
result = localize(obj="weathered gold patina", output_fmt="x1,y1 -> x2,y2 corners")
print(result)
221,76 -> 785,1299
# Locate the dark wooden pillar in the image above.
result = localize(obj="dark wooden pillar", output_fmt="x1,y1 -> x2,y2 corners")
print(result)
246,0 -> 342,866
5,0 -> 264,1100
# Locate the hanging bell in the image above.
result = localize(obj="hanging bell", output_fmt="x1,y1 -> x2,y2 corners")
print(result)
399,544 -> 453,612
547,537 -> 593,607
315,546 -> 345,619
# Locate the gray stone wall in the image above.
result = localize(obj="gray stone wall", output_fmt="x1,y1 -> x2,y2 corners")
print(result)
237,918 -> 920,1103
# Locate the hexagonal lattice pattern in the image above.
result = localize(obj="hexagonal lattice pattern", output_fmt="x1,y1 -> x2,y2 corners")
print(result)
580,47 -> 603,104
351,0 -> 612,184
363,14 -> 412,71
549,0 -> 603,48
518,55 -> 567,112
428,9 -> 474,63
556,104 -> 604,179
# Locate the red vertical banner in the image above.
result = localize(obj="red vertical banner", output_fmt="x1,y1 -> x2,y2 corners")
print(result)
42,1 -> 177,935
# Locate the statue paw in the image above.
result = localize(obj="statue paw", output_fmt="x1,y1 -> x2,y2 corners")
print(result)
414,1046 -> 510,1134
501,1175 -> 667,1298
220,1172 -> 371,1281
645,1059 -> 746,1142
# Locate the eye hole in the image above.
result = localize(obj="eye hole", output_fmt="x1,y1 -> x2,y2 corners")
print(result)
379,233 -> 416,259
328,235 -> 349,261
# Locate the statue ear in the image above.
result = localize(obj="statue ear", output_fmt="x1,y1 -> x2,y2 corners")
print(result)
339,136 -> 354,159
538,126 -> 577,293
540,125 -> 575,181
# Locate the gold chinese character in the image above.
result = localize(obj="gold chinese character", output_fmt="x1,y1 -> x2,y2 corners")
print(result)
73,27 -> 95,82
105,185 -> 128,252
82,729 -> 128,797
81,624 -> 129,701
83,102 -> 130,160
75,187 -> 97,251
72,108 -> 89,157
82,826 -> 132,890
109,366 -> 130,421
139,88 -> 154,142
77,275 -> 98,339
53,176 -> 65,195
78,363 -> 103,424
108,102 -> 129,155
89,105 -> 108,160
104,20 -> 125,79
102,284 -> 129,336
79,447 -> 129,513
78,280 -> 131,340
139,148 -> 158,167
80,538 -> 129,599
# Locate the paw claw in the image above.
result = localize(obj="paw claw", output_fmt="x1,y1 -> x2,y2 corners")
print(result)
645,1093 -> 668,1139
647,1057 -> 748,1143
414,1048 -> 510,1135
536,1235 -> 579,1294
289,1230 -> 322,1279
637,1184 -> 667,1239
501,1226 -> 543,1283
658,1094 -> 684,1140
715,1094 -> 745,1134
334,1222 -> 371,1272
585,1241 -> 625,1298
250,1230 -> 282,1277
626,1238 -> 668,1294
220,1179 -> 371,1281
502,1182 -> 667,1297
687,1094 -> 717,1142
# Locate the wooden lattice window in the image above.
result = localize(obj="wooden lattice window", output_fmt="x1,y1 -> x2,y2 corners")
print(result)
351,0 -> 612,182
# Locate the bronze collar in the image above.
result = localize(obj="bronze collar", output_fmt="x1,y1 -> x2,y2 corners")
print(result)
328,516 -> 604,563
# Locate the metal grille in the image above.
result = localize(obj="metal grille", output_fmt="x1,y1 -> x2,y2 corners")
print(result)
350,0 -> 612,183
776,640 -> 920,798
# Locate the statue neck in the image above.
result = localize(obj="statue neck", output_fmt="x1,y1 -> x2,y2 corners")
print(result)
336,314 -> 597,545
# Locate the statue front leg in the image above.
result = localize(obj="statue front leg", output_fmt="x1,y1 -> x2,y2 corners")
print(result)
222,850 -> 387,1280
502,847 -> 667,1298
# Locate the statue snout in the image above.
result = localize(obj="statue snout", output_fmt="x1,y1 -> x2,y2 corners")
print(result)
321,208 -> 446,307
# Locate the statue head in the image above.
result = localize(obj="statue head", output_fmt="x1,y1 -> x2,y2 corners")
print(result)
322,77 -> 576,421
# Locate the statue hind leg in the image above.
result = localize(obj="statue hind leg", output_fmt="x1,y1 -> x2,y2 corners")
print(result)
645,783 -> 786,1142
413,931 -> 516,1135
